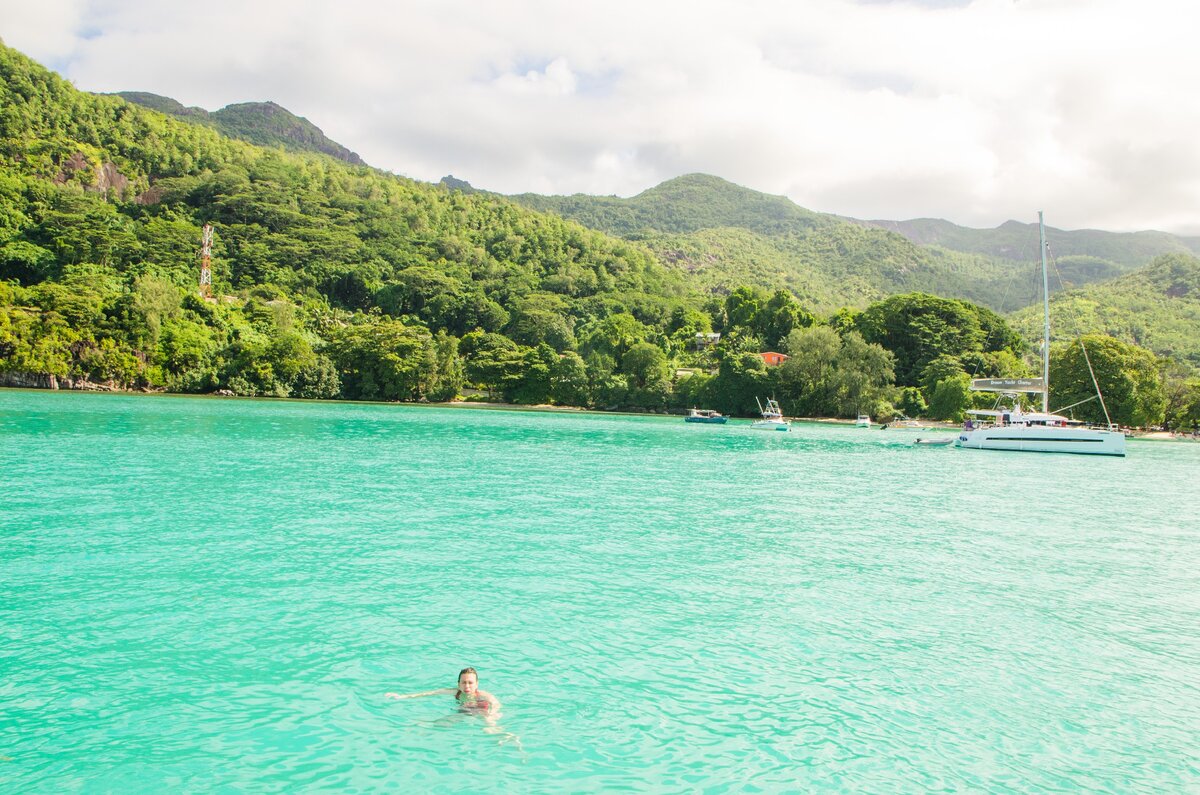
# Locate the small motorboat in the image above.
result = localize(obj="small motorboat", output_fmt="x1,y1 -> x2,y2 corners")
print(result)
685,408 -> 728,424
855,414 -> 871,428
751,397 -> 791,431
913,437 -> 955,446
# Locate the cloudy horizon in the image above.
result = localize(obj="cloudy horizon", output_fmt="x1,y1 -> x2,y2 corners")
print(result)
3,0 -> 1199,235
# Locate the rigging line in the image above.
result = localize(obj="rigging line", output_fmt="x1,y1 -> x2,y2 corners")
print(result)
1081,339 -> 1116,429
1047,244 -> 1116,429
1053,394 -> 1099,413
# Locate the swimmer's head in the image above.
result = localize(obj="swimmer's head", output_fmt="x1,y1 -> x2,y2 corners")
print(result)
457,667 -> 478,695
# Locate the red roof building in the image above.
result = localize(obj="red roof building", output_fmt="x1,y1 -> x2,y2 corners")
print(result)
759,351 -> 790,366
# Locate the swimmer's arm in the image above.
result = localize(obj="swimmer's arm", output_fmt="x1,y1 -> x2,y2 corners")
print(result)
478,689 -> 501,710
385,688 -> 455,700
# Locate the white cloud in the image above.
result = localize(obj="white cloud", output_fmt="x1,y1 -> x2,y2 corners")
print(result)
2,0 -> 1199,233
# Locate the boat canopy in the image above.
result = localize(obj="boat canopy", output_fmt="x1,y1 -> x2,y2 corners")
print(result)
966,407 -> 1076,425
970,377 -> 1045,393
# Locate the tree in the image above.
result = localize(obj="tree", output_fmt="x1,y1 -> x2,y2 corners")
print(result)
507,305 -> 575,351
896,387 -> 927,418
1162,361 -> 1200,431
1049,335 -> 1165,427
550,351 -> 590,407
927,373 -> 972,421
426,331 -> 464,401
327,320 -> 435,401
757,289 -> 814,349
857,293 -> 1011,386
581,313 -> 649,360
722,286 -> 763,331
702,350 -> 769,416
828,332 -> 895,417
507,343 -> 558,404
777,326 -> 894,417
777,325 -> 841,416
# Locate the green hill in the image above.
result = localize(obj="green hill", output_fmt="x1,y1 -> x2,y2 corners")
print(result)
114,92 -> 366,165
508,174 -> 1036,313
0,42 -> 699,406
3,41 -> 1190,421
505,175 -> 1200,315
1010,253 -> 1200,369
513,173 -> 825,237
853,216 -> 1200,278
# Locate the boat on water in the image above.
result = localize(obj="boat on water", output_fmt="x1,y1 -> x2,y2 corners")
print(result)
684,408 -> 728,424
914,436 -> 955,446
751,397 -> 791,431
956,213 -> 1125,457
855,414 -> 871,428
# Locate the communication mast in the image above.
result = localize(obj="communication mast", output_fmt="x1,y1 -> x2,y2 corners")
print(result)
199,224 -> 213,298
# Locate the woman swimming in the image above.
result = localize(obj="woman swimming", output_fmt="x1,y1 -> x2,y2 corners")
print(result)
386,667 -> 501,715
388,667 -> 524,756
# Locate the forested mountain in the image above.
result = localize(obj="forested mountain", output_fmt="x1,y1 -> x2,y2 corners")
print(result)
851,216 -> 1200,272
1,42 -> 1194,426
115,92 -> 365,165
508,175 -> 1200,316
512,173 -> 825,237
1010,253 -> 1200,370
0,42 -> 704,406
508,174 -> 1055,313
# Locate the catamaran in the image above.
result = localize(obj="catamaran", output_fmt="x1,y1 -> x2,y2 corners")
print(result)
955,213 -> 1125,456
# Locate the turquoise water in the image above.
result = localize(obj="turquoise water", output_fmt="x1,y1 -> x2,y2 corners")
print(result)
2,390 -> 1199,793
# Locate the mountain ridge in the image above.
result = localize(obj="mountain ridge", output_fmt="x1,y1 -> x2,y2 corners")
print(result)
113,92 -> 366,166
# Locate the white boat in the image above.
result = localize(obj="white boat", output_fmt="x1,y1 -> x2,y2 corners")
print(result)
913,436 -> 955,446
956,213 -> 1125,457
751,397 -> 791,431
855,414 -> 871,427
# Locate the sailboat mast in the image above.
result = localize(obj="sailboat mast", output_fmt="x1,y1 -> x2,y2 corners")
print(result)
1039,211 -> 1050,414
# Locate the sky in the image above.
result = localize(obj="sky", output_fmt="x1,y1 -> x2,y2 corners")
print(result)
3,0 -> 1200,234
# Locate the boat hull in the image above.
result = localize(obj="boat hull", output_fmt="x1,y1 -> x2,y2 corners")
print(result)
956,426 -> 1125,456
685,416 -> 728,424
751,420 -> 790,431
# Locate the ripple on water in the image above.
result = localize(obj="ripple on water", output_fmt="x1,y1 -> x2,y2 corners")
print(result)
1,393 -> 1198,792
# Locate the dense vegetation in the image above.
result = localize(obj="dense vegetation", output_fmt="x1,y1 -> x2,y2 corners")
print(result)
509,174 -> 1200,315
2,42 -> 1195,428
853,216 -> 1200,274
1011,253 -> 1200,371
115,93 -> 365,165
510,174 -> 1034,313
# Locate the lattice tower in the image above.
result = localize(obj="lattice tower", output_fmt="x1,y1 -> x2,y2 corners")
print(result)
199,224 -> 213,297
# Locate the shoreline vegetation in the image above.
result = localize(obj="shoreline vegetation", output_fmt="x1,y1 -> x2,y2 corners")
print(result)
1,42 -> 1197,434
9,384 -> 1196,440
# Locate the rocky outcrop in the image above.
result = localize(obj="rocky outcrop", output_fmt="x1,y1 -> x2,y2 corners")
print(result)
1,371 -> 74,389
0,372 -> 121,391
53,153 -> 131,196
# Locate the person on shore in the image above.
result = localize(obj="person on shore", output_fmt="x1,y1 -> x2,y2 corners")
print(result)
386,666 -> 501,715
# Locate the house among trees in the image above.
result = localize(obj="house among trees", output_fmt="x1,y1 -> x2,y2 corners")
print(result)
759,351 -> 789,366
694,332 -> 721,349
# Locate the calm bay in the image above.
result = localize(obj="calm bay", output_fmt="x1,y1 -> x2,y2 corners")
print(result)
2,390 -> 1198,792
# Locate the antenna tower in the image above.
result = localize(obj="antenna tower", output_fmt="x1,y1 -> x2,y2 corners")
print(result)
199,224 -> 213,298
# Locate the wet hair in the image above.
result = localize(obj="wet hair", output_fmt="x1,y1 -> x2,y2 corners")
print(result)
455,667 -> 478,698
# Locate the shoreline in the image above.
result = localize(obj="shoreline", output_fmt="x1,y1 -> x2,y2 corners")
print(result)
1,385 -> 1190,437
